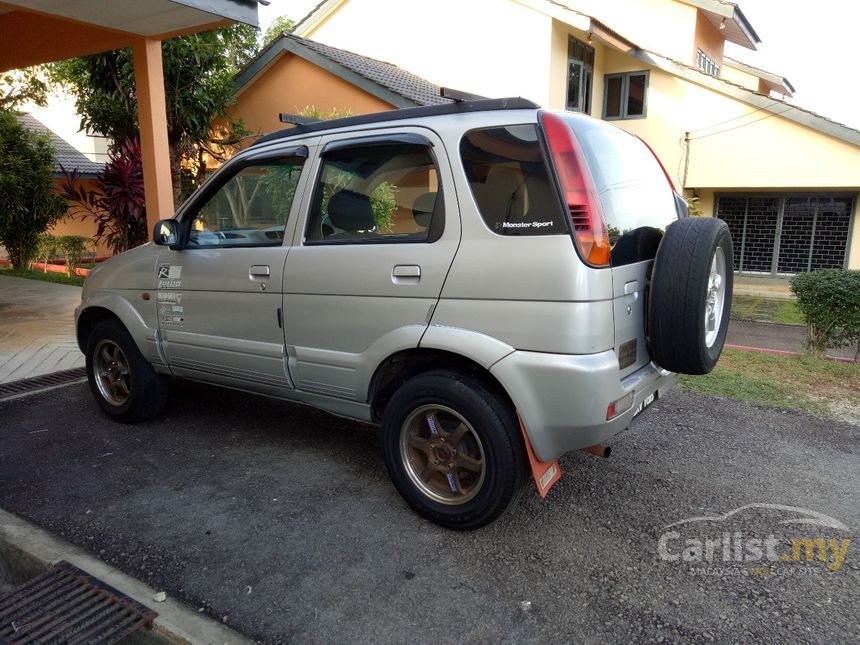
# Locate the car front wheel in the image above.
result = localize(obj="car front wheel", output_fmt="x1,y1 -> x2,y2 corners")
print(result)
85,319 -> 169,423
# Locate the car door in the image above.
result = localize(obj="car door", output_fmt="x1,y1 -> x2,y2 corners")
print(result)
282,128 -> 460,401
156,144 -> 311,396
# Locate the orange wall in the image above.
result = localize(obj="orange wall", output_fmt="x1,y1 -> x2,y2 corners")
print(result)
693,10 -> 725,70
228,53 -> 395,144
49,178 -> 114,256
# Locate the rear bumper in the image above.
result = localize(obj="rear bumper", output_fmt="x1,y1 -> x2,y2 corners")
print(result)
490,350 -> 678,462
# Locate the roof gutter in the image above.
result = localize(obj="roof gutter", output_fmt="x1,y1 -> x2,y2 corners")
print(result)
634,48 -> 860,147
731,5 -> 762,48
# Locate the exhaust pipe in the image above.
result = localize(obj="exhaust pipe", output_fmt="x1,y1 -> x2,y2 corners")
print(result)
580,443 -> 611,458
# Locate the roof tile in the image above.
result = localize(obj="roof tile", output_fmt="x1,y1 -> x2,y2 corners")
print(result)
17,113 -> 105,176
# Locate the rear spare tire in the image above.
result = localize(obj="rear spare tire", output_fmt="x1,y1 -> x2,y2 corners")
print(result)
648,217 -> 733,375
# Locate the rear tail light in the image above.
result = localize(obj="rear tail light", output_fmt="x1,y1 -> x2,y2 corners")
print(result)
540,111 -> 611,267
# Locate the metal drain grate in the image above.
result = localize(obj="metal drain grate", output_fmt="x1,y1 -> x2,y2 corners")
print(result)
0,561 -> 156,644
0,368 -> 87,401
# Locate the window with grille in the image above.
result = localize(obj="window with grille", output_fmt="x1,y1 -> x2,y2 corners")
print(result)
696,48 -> 720,76
716,194 -> 853,275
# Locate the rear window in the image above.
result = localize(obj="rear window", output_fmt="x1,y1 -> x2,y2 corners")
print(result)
559,114 -> 677,242
460,125 -> 566,236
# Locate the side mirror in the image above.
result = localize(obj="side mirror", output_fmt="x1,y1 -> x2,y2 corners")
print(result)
153,219 -> 179,247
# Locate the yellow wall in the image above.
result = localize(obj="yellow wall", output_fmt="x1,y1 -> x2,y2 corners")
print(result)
49,178 -> 114,256
229,53 -> 395,143
297,0 -> 860,269
552,44 -> 860,191
573,0 -> 699,64
721,63 -> 760,92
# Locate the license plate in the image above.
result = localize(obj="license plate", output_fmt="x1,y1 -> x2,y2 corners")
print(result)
632,391 -> 657,418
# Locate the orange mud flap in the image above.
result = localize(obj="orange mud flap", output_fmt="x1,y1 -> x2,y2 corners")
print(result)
517,412 -> 561,498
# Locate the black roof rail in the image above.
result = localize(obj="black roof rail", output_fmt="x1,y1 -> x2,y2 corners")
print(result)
252,97 -> 540,147
279,113 -> 322,125
440,87 -> 487,102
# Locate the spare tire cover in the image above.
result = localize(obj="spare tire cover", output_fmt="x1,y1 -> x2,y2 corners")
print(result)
648,217 -> 733,375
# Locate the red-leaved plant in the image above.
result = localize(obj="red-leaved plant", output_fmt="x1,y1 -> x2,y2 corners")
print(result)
59,138 -> 148,255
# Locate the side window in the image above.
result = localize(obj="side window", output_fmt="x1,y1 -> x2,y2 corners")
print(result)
603,71 -> 648,120
460,125 -> 567,236
187,157 -> 304,247
305,142 -> 442,244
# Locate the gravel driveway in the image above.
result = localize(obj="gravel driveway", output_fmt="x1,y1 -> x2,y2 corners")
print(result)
1,381 -> 857,644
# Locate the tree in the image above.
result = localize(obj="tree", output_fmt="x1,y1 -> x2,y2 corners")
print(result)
262,16 -> 295,47
59,138 -> 148,255
0,68 -> 48,111
0,111 -> 67,269
49,24 -> 260,201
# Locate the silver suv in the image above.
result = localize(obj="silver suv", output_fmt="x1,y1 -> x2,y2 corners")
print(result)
76,98 -> 732,529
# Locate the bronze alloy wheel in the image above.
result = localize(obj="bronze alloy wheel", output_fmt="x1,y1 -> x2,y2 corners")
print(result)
399,404 -> 486,505
93,339 -> 131,407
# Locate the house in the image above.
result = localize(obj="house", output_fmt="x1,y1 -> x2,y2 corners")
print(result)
17,113 -> 112,255
229,32 -> 453,146
291,0 -> 860,276
0,0 -> 265,235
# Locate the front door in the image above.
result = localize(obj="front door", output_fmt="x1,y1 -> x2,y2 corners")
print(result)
157,147 -> 309,395
282,129 -> 460,401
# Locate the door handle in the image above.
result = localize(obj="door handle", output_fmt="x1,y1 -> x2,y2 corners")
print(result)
392,265 -> 421,283
250,265 -> 270,278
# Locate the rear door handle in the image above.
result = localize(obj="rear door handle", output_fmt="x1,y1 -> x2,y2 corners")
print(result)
392,264 -> 421,283
250,265 -> 270,277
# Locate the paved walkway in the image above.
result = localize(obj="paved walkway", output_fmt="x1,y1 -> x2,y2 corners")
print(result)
0,276 -> 83,383
727,319 -> 856,360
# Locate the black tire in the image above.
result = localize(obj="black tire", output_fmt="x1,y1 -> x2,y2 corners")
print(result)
649,217 -> 733,375
381,370 -> 528,530
85,319 -> 169,423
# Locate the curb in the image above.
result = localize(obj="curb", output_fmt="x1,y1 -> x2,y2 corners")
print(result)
724,343 -> 856,363
0,508 -> 252,645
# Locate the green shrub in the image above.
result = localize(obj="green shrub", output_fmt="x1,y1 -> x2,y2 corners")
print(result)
54,235 -> 89,275
33,233 -> 58,272
790,269 -> 860,358
0,111 -> 67,269
370,181 -> 397,233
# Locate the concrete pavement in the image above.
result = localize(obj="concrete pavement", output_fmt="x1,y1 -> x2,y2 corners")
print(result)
0,276 -> 83,383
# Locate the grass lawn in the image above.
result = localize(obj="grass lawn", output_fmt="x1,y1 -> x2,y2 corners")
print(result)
730,294 -> 804,325
0,266 -> 86,287
679,349 -> 860,424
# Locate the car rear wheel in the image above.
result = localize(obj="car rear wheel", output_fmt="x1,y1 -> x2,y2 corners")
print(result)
648,217 -> 734,375
85,319 -> 169,423
381,371 -> 527,529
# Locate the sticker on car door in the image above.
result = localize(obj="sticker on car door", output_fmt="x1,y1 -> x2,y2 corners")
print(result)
157,263 -> 183,289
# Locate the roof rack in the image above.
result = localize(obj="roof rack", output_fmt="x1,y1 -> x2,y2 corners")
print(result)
279,113 -> 322,125
252,96 -> 540,147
